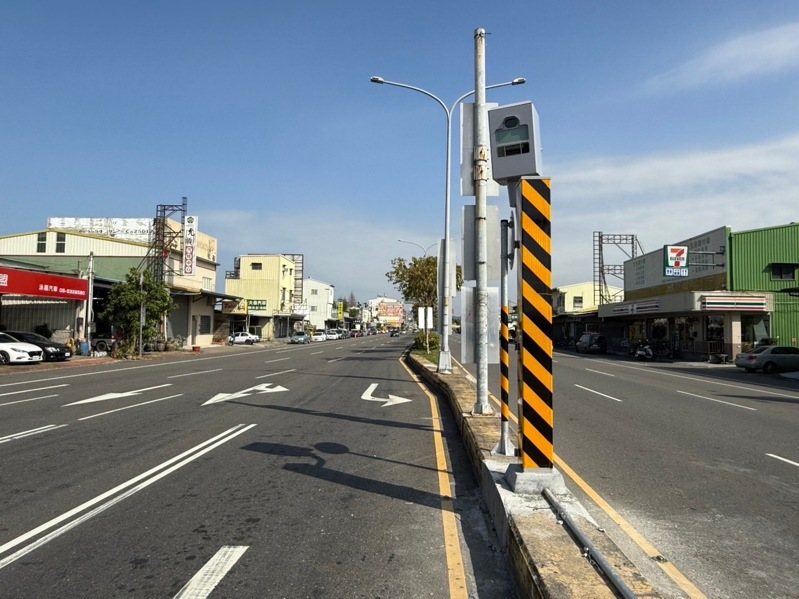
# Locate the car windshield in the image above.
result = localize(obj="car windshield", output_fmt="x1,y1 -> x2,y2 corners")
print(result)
0,332 -> 19,343
752,346 -> 770,354
7,332 -> 34,342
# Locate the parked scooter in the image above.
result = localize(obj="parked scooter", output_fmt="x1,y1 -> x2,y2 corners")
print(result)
634,341 -> 655,361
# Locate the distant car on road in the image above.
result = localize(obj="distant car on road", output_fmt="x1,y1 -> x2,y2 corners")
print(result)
734,345 -> 799,373
230,331 -> 259,345
325,330 -> 339,340
4,331 -> 72,361
0,332 -> 44,365
289,331 -> 310,344
390,329 -> 400,337
575,333 -> 607,354
311,330 -> 326,342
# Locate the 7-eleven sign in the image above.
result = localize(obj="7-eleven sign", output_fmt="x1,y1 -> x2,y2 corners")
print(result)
664,245 -> 689,277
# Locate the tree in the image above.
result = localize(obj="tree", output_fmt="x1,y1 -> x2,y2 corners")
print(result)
386,256 -> 438,351
386,256 -> 437,309
100,268 -> 175,356
386,256 -> 464,352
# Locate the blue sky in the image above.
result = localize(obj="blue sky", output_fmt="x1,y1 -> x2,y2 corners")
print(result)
2,1 -> 798,303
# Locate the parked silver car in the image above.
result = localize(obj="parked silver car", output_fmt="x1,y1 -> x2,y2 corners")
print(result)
734,345 -> 799,373
289,331 -> 310,344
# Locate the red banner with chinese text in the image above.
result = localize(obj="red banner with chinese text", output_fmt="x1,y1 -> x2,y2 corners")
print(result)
0,267 -> 89,301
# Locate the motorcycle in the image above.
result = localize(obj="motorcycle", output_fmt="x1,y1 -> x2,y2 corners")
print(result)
634,342 -> 655,361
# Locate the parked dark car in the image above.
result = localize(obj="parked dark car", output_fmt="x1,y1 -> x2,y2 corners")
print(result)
4,331 -> 72,361
575,333 -> 607,354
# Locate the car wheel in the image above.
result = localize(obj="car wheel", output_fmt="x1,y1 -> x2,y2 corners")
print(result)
0,351 -> 9,365
95,340 -> 109,352
763,362 -> 778,374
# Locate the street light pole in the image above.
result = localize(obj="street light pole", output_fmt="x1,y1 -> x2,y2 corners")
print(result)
371,74 -> 525,374
397,239 -> 437,257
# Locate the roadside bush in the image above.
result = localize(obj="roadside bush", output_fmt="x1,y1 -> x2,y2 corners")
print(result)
414,331 -> 440,351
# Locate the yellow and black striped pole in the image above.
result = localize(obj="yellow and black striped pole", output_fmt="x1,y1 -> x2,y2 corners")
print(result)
516,177 -> 553,470
494,218 -> 515,456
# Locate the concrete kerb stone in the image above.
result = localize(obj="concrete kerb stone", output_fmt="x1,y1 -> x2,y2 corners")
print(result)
406,351 -> 662,599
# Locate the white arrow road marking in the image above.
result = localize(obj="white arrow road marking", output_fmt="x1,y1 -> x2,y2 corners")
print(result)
361,383 -> 412,407
203,383 -> 288,406
174,545 -> 249,599
63,384 -> 173,406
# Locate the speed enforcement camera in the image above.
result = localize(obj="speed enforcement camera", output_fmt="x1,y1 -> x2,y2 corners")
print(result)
488,102 -> 542,184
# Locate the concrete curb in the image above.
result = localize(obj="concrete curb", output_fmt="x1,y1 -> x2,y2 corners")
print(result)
406,351 -> 662,598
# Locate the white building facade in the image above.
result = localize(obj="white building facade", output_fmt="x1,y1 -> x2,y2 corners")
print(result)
304,277 -> 335,331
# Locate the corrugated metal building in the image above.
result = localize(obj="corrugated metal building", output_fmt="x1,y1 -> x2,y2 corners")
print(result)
729,222 -> 799,347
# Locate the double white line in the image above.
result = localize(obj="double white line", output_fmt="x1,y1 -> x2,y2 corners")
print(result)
0,424 -> 256,570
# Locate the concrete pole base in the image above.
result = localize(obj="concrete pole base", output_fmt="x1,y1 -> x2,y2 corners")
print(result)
505,465 -> 568,495
492,437 -> 516,457
437,349 -> 452,374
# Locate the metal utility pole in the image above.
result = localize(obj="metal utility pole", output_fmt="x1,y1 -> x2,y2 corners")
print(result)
473,28 -> 492,414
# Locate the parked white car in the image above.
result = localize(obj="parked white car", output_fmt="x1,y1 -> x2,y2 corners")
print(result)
229,331 -> 259,345
311,330 -> 327,342
0,331 -> 45,365
325,330 -> 339,340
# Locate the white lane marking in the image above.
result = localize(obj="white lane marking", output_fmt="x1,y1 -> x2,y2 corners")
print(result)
590,359 -> 799,400
0,394 -> 59,408
168,369 -> 223,379
327,357 -> 345,363
78,394 -> 183,421
0,347 -> 285,388
255,368 -> 296,379
675,390 -> 757,411
264,357 -> 290,364
766,453 -> 799,468
0,384 -> 68,397
174,546 -> 249,598
0,424 -> 256,569
574,384 -> 623,402
585,368 -> 615,377
311,351 -> 323,355
0,424 -> 68,444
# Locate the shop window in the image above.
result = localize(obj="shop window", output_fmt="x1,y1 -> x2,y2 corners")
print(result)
199,315 -> 211,335
741,314 -> 770,346
37,232 -> 46,253
56,232 -> 66,253
706,315 -> 724,340
771,263 -> 796,280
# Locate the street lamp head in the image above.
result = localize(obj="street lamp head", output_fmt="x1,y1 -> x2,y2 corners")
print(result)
511,77 -> 526,85
370,76 -> 385,84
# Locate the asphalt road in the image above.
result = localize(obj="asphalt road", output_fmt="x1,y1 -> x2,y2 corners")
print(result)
451,334 -> 799,599
0,336 -> 514,598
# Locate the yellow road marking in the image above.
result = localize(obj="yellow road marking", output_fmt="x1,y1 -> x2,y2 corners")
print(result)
400,359 -> 468,598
